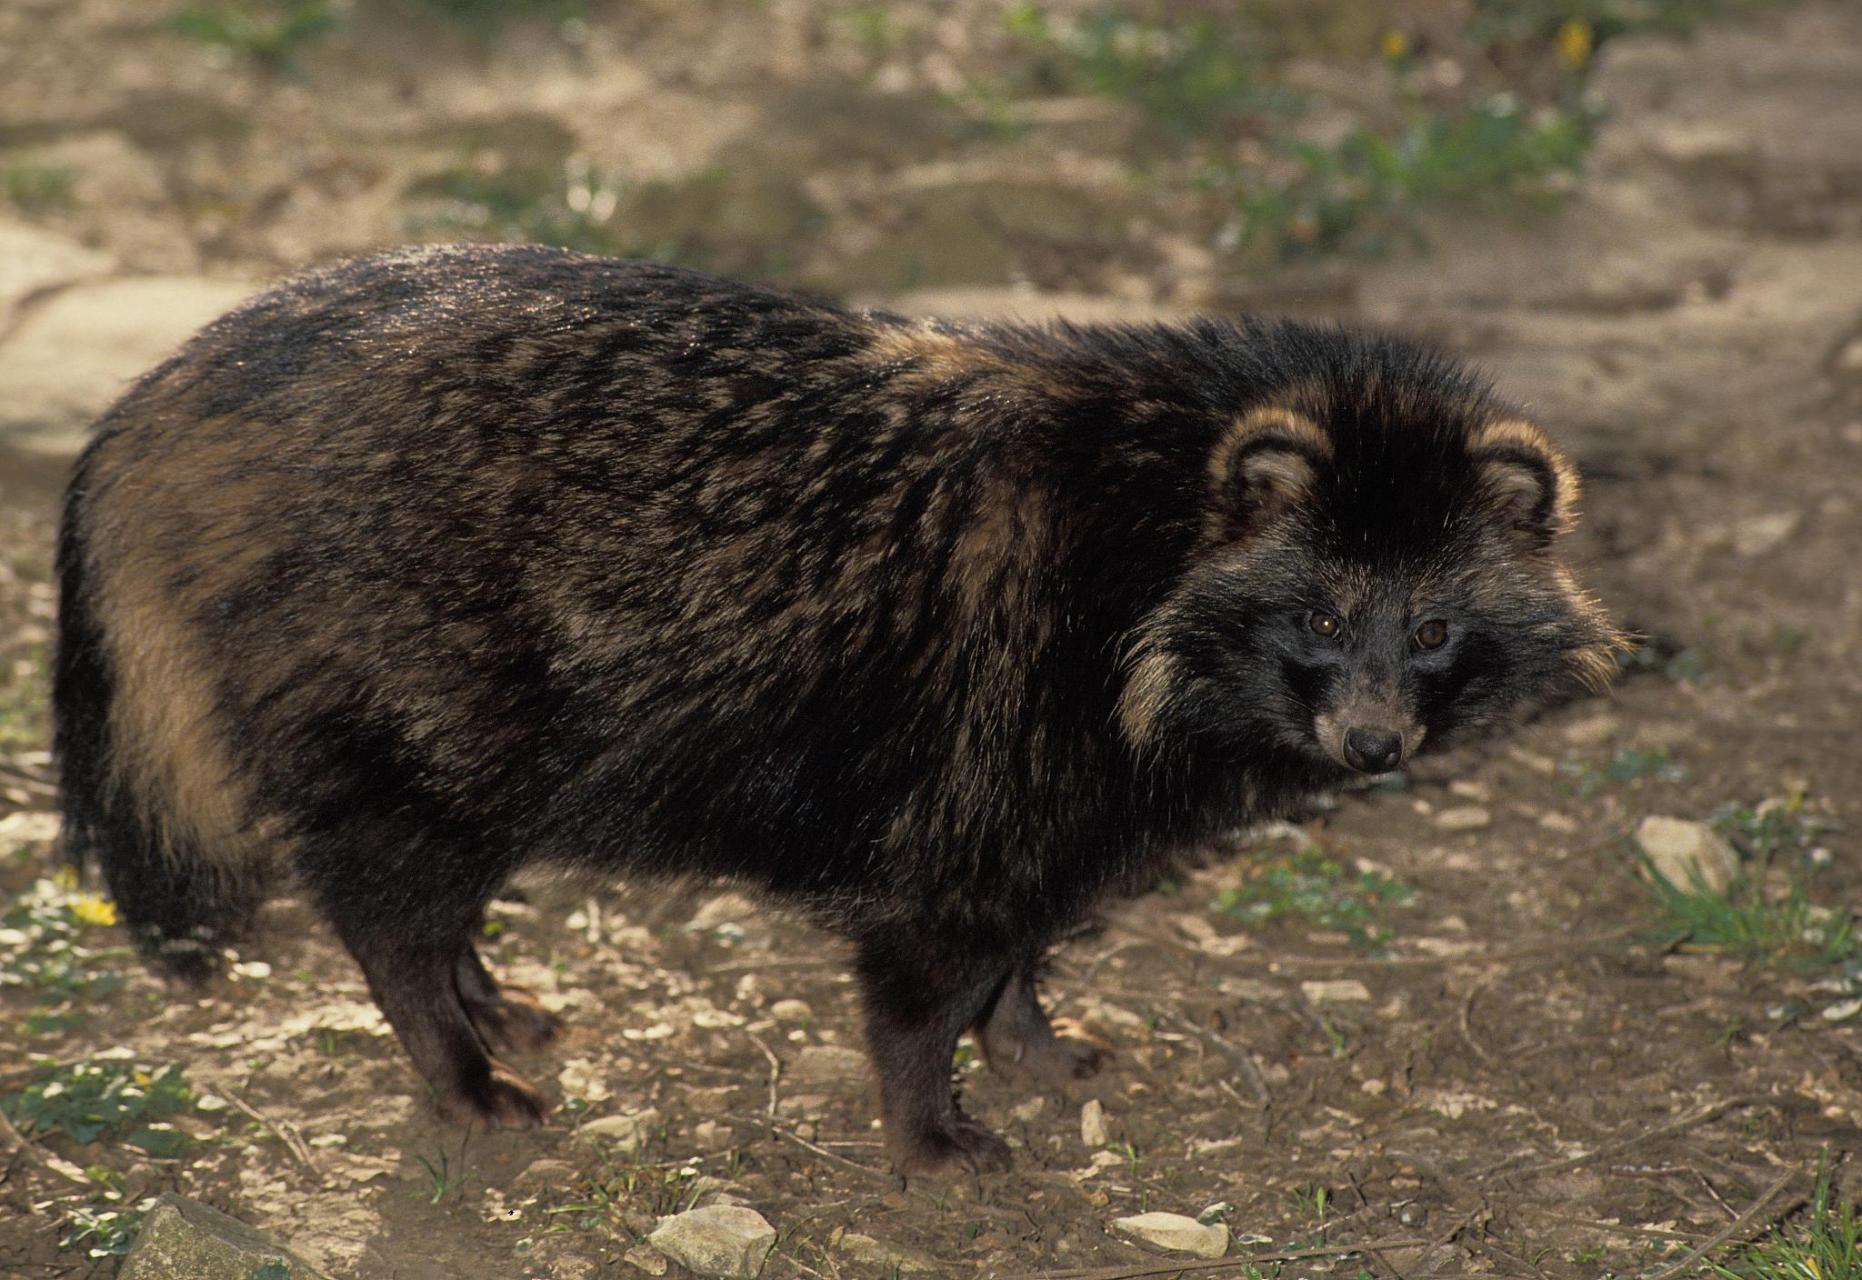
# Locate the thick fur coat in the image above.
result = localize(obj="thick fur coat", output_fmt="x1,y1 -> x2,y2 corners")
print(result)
55,245 -> 1622,1173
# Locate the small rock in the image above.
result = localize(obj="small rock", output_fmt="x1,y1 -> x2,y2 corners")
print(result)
579,1108 -> 662,1151
1538,811 -> 1579,833
1637,816 -> 1741,894
837,1232 -> 940,1274
0,811 -> 60,845
1080,1099 -> 1108,1147
648,1206 -> 777,1279
768,998 -> 812,1023
691,1120 -> 732,1150
1835,336 -> 1862,376
119,1194 -> 330,1279
1010,1096 -> 1047,1122
1448,780 -> 1491,802
623,1243 -> 670,1276
790,1045 -> 866,1086
0,277 -> 258,453
1301,979 -> 1372,1005
0,220 -> 115,330
1731,511 -> 1800,557
1434,805 -> 1492,831
518,1158 -> 577,1187
1110,1211 -> 1229,1259
1562,712 -> 1620,746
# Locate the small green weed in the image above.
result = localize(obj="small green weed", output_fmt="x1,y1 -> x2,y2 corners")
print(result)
1471,0 -> 1779,48
1,163 -> 76,215
542,1162 -> 702,1234
1233,95 -> 1598,262
2,1059 -> 195,1155
1562,746 -> 1690,797
1712,1157 -> 1861,1279
1620,639 -> 1707,684
61,1195 -> 157,1260
1217,844 -> 1412,951
406,157 -> 818,280
168,0 -> 339,71
1716,793 -> 1838,865
399,0 -> 582,28
842,5 -> 907,55
415,1150 -> 457,1203
1644,794 -> 1854,972
1002,6 -> 1297,136
1291,1182 -> 1332,1220
1,875 -> 131,1037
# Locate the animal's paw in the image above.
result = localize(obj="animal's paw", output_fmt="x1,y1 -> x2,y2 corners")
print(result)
892,1115 -> 1013,1178
987,1017 -> 1112,1086
440,1061 -> 548,1130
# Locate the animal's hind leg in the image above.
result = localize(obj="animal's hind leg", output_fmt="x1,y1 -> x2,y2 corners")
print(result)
455,940 -> 563,1056
311,843 -> 547,1129
973,965 -> 1109,1087
336,921 -> 545,1128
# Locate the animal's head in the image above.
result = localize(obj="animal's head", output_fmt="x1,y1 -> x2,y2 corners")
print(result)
1117,349 -> 1628,779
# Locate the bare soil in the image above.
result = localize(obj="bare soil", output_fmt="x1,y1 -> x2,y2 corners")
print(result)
2,2 -> 1861,1278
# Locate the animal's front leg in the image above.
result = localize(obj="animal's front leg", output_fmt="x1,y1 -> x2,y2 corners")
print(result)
855,933 -> 1015,1177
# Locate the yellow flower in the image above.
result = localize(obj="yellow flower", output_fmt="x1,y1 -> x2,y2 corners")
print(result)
69,895 -> 118,927
1380,29 -> 1409,61
1557,19 -> 1593,69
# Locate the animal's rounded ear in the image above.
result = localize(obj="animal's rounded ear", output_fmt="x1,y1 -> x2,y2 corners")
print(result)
1468,419 -> 1582,546
1206,408 -> 1332,541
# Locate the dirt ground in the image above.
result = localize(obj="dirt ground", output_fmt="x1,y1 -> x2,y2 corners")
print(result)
3,1 -> 1862,1277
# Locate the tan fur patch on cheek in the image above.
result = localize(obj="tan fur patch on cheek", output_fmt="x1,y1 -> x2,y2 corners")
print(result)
1115,627 -> 1180,751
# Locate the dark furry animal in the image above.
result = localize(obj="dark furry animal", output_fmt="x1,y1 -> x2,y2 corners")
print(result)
54,244 -> 1623,1174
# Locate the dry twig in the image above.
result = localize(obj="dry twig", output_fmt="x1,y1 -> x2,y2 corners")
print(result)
1478,1094 -> 1772,1181
1019,1236 -> 1432,1280
1644,1164 -> 1802,1280
221,1088 -> 324,1182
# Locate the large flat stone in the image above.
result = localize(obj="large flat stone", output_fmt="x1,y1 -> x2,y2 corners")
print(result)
0,275 -> 257,455
118,1194 -> 330,1280
0,220 -> 115,332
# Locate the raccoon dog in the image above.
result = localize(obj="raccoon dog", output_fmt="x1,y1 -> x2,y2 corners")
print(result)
54,244 -> 1622,1175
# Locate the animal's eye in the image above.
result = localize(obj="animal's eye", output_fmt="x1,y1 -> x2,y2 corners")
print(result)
1308,611 -> 1342,639
1413,619 -> 1449,650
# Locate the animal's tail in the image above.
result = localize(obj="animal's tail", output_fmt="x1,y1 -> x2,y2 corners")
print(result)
53,463 -> 253,983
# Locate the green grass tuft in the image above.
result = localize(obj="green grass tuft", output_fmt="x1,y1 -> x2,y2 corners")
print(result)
168,0 -> 339,71
1712,1157 -> 1862,1279
399,0 -> 583,29
0,163 -> 76,216
1234,95 -> 1599,261
1643,793 -> 1854,972
1002,6 -> 1298,136
1218,843 -> 1413,952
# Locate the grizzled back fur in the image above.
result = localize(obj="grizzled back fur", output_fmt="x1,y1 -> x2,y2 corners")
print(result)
54,244 -> 1623,1167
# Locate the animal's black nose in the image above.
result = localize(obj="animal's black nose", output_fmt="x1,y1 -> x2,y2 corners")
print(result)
1343,727 -> 1403,773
